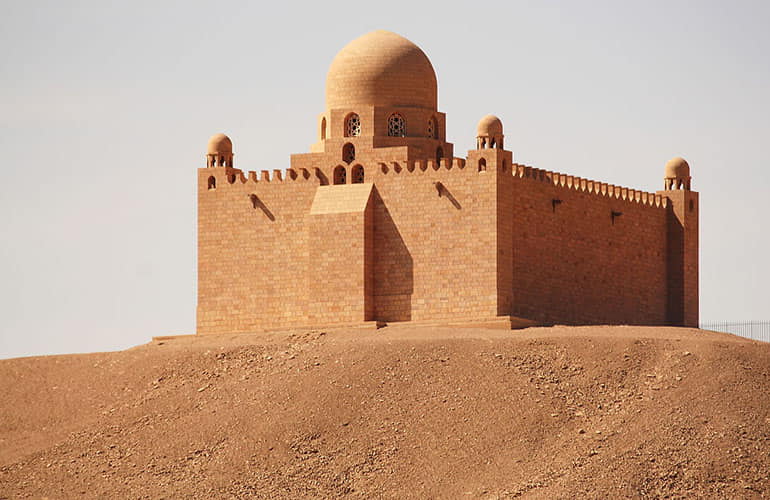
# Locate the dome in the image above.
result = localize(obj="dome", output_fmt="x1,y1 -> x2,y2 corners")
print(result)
325,30 -> 438,110
207,133 -> 232,154
665,156 -> 690,178
477,114 -> 503,136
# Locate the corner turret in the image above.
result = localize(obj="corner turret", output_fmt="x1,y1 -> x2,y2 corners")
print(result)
476,114 -> 504,150
664,156 -> 691,190
468,115 -> 512,174
658,156 -> 699,327
207,133 -> 234,168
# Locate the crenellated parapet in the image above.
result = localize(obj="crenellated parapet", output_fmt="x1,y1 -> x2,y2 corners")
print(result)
202,155 -> 477,194
375,157 -> 467,175
511,163 -> 668,208
202,153 -> 668,211
202,166 -> 319,189
201,141 -> 670,213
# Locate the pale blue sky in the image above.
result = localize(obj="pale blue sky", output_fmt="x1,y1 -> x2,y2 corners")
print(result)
1,1 -> 768,359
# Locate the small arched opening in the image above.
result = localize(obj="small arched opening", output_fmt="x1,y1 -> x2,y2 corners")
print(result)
345,113 -> 361,137
427,116 -> 438,139
321,117 -> 327,140
478,158 -> 487,172
352,165 -> 364,184
333,165 -> 347,185
207,176 -> 216,190
343,143 -> 355,164
436,147 -> 443,165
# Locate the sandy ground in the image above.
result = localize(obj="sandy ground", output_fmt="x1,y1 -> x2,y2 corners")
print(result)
0,325 -> 769,499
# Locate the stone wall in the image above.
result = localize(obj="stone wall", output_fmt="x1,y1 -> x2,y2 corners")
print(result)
196,157 -> 695,333
504,166 -> 670,325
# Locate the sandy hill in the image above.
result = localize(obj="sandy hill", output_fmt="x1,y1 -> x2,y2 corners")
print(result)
1,325 -> 769,499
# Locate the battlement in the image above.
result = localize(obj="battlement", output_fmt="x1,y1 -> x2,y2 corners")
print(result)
511,163 -> 668,208
202,157 -> 667,210
377,157 -> 467,174
204,167 -> 317,186
201,156 -> 473,191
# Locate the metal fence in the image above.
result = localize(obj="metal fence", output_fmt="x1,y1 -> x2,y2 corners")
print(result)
699,321 -> 770,343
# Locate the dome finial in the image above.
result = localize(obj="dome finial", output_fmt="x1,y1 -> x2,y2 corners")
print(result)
664,156 -> 691,190
476,114 -> 504,150
206,133 -> 233,168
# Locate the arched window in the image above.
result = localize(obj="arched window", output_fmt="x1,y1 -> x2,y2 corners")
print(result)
345,113 -> 361,137
427,116 -> 438,139
436,147 -> 443,165
343,143 -> 355,164
352,165 -> 364,184
333,165 -> 347,185
228,174 -> 237,183
321,117 -> 327,140
388,114 -> 406,137
478,158 -> 487,172
207,176 -> 216,190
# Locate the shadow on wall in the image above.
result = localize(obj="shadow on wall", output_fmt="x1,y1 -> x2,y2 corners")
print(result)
372,188 -> 413,321
434,181 -> 461,210
316,168 -> 329,186
249,194 -> 275,221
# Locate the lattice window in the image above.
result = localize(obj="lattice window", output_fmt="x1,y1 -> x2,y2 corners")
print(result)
388,114 -> 406,137
427,117 -> 437,139
345,113 -> 361,137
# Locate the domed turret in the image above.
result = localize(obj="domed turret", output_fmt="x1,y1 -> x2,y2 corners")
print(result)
476,114 -> 504,149
325,30 -> 437,110
206,133 -> 233,167
664,156 -> 691,190
207,133 -> 232,154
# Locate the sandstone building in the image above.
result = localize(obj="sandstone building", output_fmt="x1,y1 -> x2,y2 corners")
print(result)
196,30 -> 699,334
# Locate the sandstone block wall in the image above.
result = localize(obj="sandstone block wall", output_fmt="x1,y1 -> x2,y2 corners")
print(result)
197,159 -> 695,333
504,167 -> 669,325
197,168 -> 315,333
370,161 -> 498,322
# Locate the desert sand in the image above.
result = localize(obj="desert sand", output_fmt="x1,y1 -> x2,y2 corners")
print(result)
1,325 -> 768,498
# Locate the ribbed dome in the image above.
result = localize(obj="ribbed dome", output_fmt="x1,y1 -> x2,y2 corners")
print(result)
665,156 -> 690,178
325,30 -> 438,110
207,133 -> 232,154
477,114 -> 503,136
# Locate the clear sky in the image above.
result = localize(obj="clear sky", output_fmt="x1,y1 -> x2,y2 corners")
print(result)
1,0 -> 768,359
